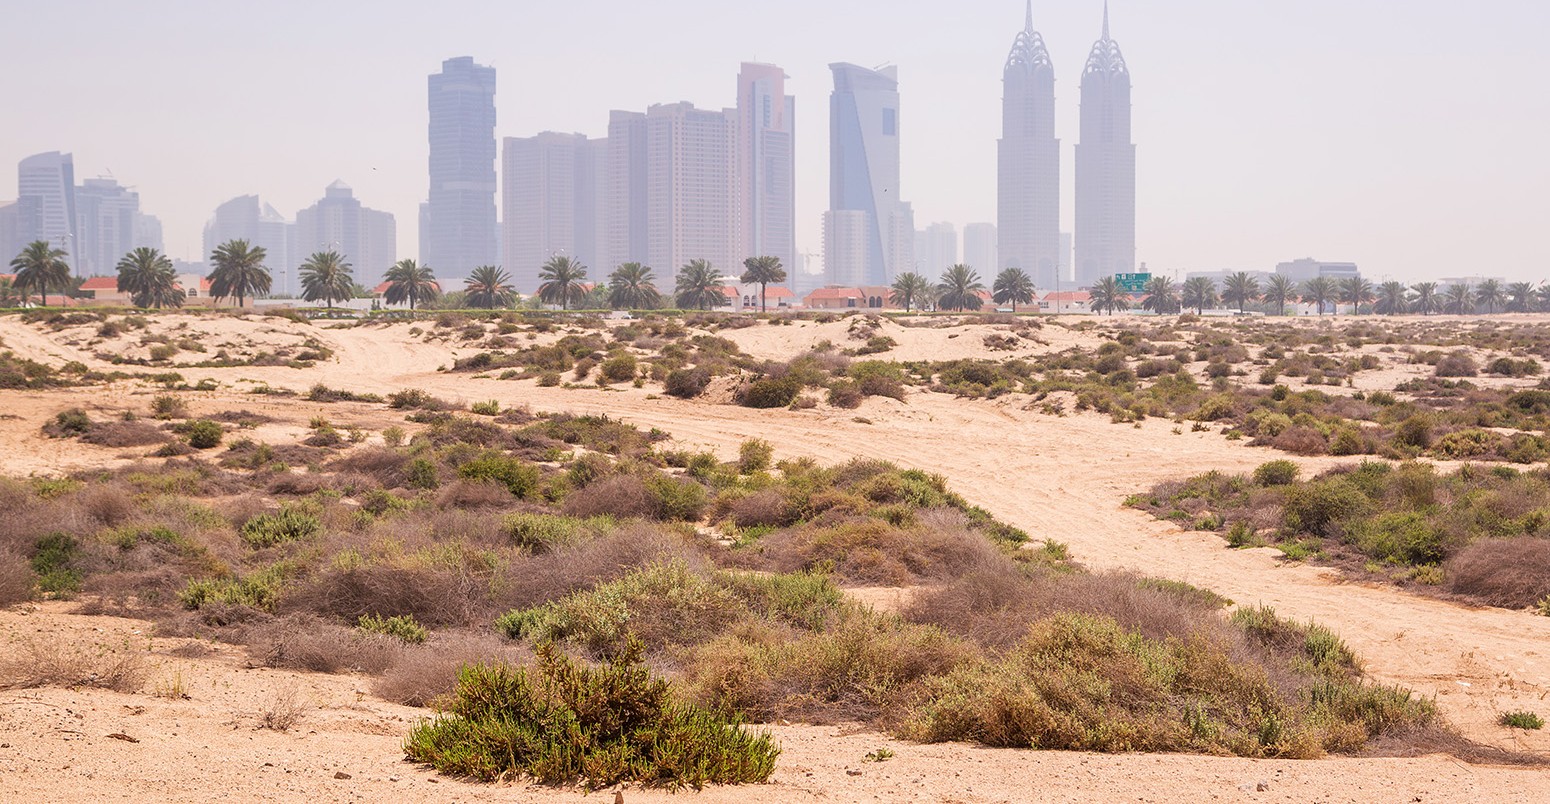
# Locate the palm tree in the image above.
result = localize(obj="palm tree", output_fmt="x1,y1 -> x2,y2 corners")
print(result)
0,276 -> 22,308
1263,275 -> 1295,316
1537,284 -> 1550,314
537,255 -> 589,311
1300,276 -> 1337,316
1443,283 -> 1474,315
1474,279 -> 1506,315
1375,280 -> 1409,315
890,272 -> 932,312
1410,282 -> 1440,316
115,247 -> 183,309
1506,281 -> 1537,313
606,262 -> 661,310
1338,276 -> 1375,315
1180,276 -> 1218,314
298,250 -> 354,309
674,259 -> 725,310
1089,276 -> 1130,316
382,259 -> 439,310
991,268 -> 1036,312
208,239 -> 271,307
10,240 -> 71,307
1221,272 -> 1260,314
740,256 -> 786,313
1141,276 -> 1180,314
936,265 -> 985,312
464,266 -> 516,309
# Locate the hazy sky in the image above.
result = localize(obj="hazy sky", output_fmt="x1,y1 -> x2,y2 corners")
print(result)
3,0 -> 1547,282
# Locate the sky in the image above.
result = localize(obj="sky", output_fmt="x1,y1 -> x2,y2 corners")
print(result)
3,0 -> 1548,283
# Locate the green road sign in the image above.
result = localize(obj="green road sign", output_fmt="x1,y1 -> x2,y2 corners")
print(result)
1115,273 -> 1152,293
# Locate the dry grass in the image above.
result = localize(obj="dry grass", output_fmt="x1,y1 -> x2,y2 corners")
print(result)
1446,539 -> 1550,608
241,614 -> 401,673
372,632 -> 531,707
0,633 -> 148,692
81,420 -> 171,448
258,682 -> 309,731
0,549 -> 32,606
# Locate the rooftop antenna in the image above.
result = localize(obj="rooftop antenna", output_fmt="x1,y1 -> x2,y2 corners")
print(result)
1103,0 -> 1111,39
1026,0 -> 1033,31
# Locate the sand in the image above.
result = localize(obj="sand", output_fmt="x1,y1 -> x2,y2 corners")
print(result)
2,310 -> 1549,802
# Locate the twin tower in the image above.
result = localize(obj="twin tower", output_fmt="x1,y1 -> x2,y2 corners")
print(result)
1000,1 -> 1134,289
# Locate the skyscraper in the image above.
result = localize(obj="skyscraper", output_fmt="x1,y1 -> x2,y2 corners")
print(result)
998,2 -> 1060,287
917,221 -> 958,276
822,210 -> 868,288
963,223 -> 998,275
204,195 -> 295,291
828,63 -> 911,286
737,63 -> 796,271
1074,2 -> 1136,285
423,57 -> 497,279
74,177 -> 161,276
604,111 -> 649,273
0,199 -> 38,264
644,102 -> 739,282
502,132 -> 606,293
295,181 -> 396,282
17,152 -> 77,269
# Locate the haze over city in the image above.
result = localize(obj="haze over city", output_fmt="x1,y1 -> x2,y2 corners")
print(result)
3,0 -> 1548,282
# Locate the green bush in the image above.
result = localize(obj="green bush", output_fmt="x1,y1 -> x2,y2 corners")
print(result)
1501,711 -> 1545,730
501,513 -> 603,553
1253,460 -> 1300,487
151,394 -> 188,419
357,613 -> 429,644
457,453 -> 540,497
178,564 -> 292,612
403,642 -> 779,788
470,400 -> 500,416
737,439 -> 774,474
1282,479 -> 1371,537
48,408 -> 92,437
185,419 -> 223,449
31,533 -> 81,596
240,506 -> 322,548
738,376 -> 801,409
642,472 -> 708,521
1347,512 -> 1446,565
599,353 -> 638,383
406,458 -> 440,490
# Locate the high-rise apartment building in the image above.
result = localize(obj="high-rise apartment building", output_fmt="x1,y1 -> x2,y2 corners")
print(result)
963,223 -> 998,275
423,57 -> 497,279
917,222 -> 958,276
1074,3 -> 1136,285
17,152 -> 77,270
645,102 -> 739,282
603,111 -> 649,273
0,199 -> 38,264
998,2 -> 1060,287
74,177 -> 161,276
295,181 -> 396,283
828,63 -> 911,286
737,63 -> 796,271
204,196 -> 296,293
502,132 -> 606,293
822,210 -> 868,288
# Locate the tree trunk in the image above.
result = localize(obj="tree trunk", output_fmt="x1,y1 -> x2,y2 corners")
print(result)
760,283 -> 767,313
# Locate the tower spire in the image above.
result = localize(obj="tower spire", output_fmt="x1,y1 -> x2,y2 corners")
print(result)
1025,0 -> 1033,31
1102,0 -> 1110,39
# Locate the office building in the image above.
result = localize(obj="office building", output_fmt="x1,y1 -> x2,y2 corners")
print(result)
1074,2 -> 1137,285
737,63 -> 797,271
74,177 -> 162,276
502,132 -> 606,293
204,196 -> 296,293
963,223 -> 998,275
644,101 -> 739,281
423,56 -> 497,278
295,181 -> 396,282
828,63 -> 912,285
917,221 -> 958,276
998,2 -> 1061,286
17,152 -> 77,269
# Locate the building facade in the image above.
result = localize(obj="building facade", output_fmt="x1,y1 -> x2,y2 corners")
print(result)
423,57 -> 497,279
917,221 -> 958,276
295,181 -> 396,283
828,63 -> 911,286
204,195 -> 295,293
737,63 -> 797,272
17,152 -> 77,269
502,132 -> 606,293
644,101 -> 739,283
1074,3 -> 1136,286
74,178 -> 162,277
603,111 -> 649,273
963,223 -> 998,275
998,2 -> 1061,287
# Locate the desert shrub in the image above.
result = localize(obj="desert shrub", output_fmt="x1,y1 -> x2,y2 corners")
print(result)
30,533 -> 81,596
81,420 -> 169,448
664,367 -> 712,399
1446,539 -> 1550,608
1500,711 -> 1545,730
1269,426 -> 1328,456
737,439 -> 774,474
406,458 -> 440,490
642,472 -> 708,522
1346,512 -> 1446,565
240,506 -> 322,548
178,564 -> 292,613
0,634 -> 147,693
151,394 -> 188,419
1432,429 -> 1503,460
148,344 -> 178,362
358,613 -> 430,644
403,642 -> 779,788
1253,460 -> 1300,487
1434,351 -> 1478,378
826,381 -> 863,409
738,376 -> 801,409
502,512 -> 608,553
1392,415 -> 1434,449
727,489 -> 797,529
0,549 -> 32,605
470,400 -> 500,416
373,634 -> 530,708
1487,357 -> 1541,377
1282,478 -> 1370,537
457,453 -> 540,498
46,408 -> 92,437
599,353 -> 638,383
562,474 -> 656,520
185,420 -> 223,449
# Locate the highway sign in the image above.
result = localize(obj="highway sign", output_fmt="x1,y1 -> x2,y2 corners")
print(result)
1115,273 -> 1151,293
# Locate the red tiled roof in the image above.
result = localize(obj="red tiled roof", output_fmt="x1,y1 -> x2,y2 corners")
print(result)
762,286 -> 795,298
720,286 -> 740,297
806,287 -> 863,300
79,277 -> 118,291
372,280 -> 443,295
1042,291 -> 1091,302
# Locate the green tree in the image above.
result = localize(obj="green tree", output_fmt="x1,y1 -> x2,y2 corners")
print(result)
538,255 -> 589,310
1221,271 -> 1260,313
10,240 -> 71,307
606,262 -> 661,310
298,250 -> 354,309
890,272 -> 932,312
1410,282 -> 1440,316
1375,280 -> 1409,315
936,264 -> 985,312
464,266 -> 516,309
0,276 -> 22,308
1263,275 -> 1295,316
1443,283 -> 1474,315
1300,276 -> 1337,316
1536,284 -> 1550,314
115,247 -> 183,309
991,267 -> 1036,312
208,239 -> 272,307
739,256 -> 786,313
382,259 -> 439,310
674,259 -> 725,311
1180,276 -> 1218,314
1474,279 -> 1506,315
1141,275 -> 1180,314
1338,276 -> 1375,315
1089,275 -> 1130,316
1506,281 -> 1537,313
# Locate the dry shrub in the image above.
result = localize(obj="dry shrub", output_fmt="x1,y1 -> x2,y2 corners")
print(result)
75,483 -> 138,527
330,447 -> 409,488
258,683 -> 309,731
561,474 -> 655,519
751,510 -> 1002,585
0,634 -> 147,692
242,614 -> 400,674
728,489 -> 798,529
1446,539 -> 1550,608
82,420 -> 171,448
283,562 -> 491,628
494,524 -> 700,612
435,479 -> 513,509
0,549 -> 34,606
373,633 -> 531,707
268,471 -> 331,496
1269,426 -> 1329,456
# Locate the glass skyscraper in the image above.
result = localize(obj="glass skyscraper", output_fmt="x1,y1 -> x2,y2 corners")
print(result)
423,56 -> 497,280
1075,2 -> 1137,285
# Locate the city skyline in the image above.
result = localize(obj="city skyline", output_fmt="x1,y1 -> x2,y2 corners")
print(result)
3,1 -> 1548,283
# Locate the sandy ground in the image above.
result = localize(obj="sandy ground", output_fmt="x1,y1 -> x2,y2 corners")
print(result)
3,311 -> 1550,801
